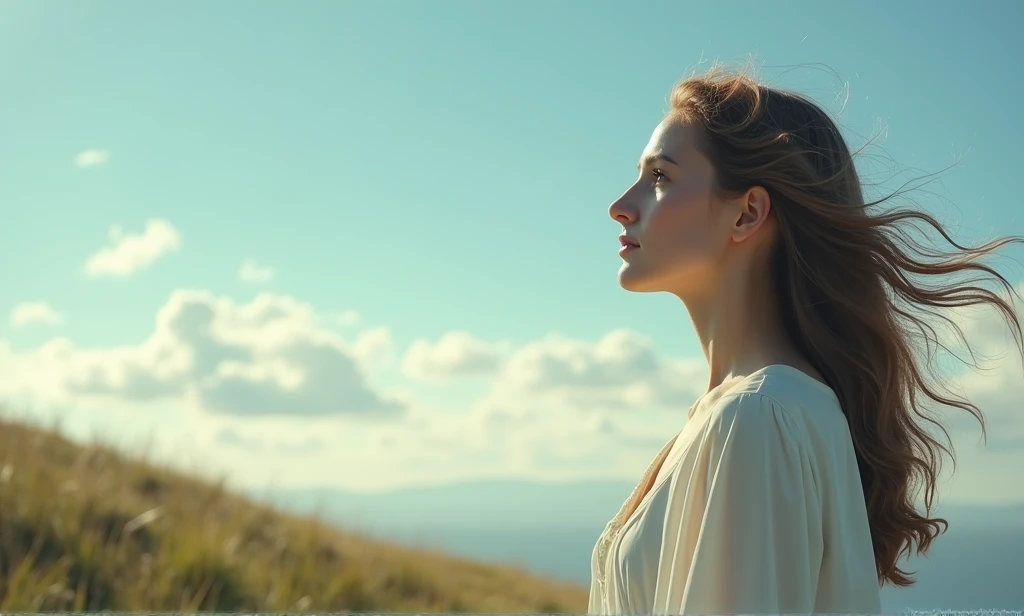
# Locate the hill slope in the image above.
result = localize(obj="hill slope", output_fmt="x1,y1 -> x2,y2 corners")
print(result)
0,418 -> 589,612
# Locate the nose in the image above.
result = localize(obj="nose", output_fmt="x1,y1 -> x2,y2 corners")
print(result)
608,190 -> 638,225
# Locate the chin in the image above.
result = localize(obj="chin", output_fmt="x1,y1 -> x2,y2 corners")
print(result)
617,264 -> 661,293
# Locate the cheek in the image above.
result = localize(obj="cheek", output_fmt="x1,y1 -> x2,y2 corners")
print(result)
644,188 -> 717,254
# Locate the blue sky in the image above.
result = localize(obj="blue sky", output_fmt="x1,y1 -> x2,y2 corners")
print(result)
1,0 -> 1022,501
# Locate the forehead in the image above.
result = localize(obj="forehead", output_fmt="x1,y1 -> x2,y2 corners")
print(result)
641,118 -> 702,161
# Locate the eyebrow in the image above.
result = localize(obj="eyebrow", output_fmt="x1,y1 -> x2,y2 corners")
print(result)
637,153 -> 679,171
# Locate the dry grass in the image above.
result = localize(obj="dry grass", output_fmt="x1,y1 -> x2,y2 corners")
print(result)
0,416 -> 588,612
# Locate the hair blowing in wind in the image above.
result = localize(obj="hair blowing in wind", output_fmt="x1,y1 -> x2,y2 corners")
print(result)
666,65 -> 1024,587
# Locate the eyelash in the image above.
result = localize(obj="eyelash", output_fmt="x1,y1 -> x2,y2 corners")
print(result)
651,169 -> 668,183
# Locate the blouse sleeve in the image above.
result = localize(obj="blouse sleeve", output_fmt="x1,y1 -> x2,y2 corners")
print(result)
654,392 -> 824,614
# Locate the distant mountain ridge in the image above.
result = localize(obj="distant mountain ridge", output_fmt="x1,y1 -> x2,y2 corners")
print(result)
255,478 -> 633,534
255,478 -> 1024,532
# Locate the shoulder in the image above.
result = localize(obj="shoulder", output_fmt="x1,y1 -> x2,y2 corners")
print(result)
694,391 -> 822,501
689,366 -> 850,460
705,366 -> 845,434
700,365 -> 838,460
704,391 -> 802,448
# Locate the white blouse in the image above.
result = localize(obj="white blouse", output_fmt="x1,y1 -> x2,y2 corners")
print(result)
589,364 -> 882,615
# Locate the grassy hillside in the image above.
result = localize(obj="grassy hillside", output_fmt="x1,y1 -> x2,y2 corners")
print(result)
0,417 -> 589,612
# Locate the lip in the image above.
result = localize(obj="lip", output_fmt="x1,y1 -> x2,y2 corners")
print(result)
618,235 -> 640,254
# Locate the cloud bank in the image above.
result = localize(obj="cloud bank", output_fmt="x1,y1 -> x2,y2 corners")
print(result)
9,302 -> 64,328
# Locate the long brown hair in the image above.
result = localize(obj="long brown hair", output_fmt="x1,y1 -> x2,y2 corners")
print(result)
666,64 -> 1023,587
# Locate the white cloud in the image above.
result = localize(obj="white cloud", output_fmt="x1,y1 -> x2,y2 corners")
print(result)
214,426 -> 262,449
353,328 -> 708,488
400,329 -> 697,395
75,149 -> 110,168
946,282 -> 1024,364
337,310 -> 361,327
492,329 -> 706,412
352,326 -> 396,371
214,426 -> 326,454
238,258 -> 275,284
941,282 -> 1024,448
9,302 -> 65,328
84,219 -> 181,277
0,290 -> 403,419
402,331 -> 507,381
332,327 -> 709,487
1,283 -> 1021,499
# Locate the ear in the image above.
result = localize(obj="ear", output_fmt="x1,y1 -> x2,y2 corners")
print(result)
730,186 -> 772,243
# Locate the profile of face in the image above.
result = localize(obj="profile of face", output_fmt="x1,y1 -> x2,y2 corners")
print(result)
608,118 -> 772,299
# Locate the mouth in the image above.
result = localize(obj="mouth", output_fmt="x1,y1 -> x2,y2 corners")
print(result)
618,235 -> 640,254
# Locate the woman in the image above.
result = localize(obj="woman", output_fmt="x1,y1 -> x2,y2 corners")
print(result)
589,65 -> 1024,615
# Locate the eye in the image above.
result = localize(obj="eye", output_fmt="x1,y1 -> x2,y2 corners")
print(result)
651,168 -> 668,183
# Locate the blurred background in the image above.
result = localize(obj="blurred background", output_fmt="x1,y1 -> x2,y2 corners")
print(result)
1,0 -> 1022,612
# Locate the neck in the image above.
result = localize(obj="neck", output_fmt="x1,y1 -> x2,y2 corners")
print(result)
678,257 -> 800,394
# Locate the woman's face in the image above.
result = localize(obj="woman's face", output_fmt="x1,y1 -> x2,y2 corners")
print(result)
609,118 -> 738,297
